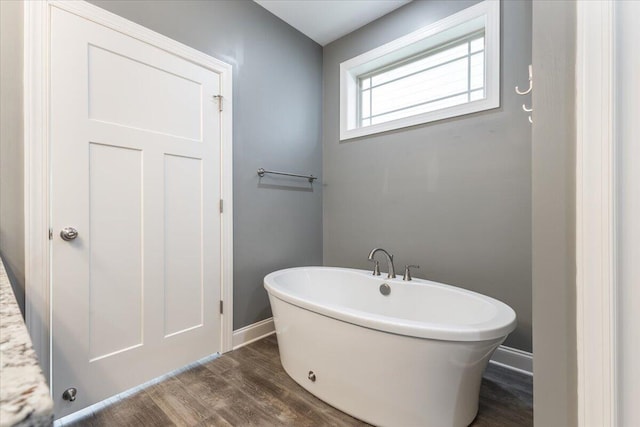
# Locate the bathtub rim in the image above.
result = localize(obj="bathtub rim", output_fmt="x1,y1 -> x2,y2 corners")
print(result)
264,266 -> 517,342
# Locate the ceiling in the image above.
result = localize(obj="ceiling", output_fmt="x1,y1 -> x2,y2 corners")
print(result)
254,0 -> 412,46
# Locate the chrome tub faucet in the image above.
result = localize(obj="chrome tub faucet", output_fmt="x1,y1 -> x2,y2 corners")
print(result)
368,248 -> 396,279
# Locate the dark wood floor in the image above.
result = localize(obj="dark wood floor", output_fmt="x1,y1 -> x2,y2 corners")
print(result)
64,335 -> 532,426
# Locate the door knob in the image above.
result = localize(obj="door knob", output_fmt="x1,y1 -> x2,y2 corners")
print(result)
60,227 -> 79,241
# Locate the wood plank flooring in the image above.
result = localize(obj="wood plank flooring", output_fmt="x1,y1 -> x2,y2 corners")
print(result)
64,335 -> 532,426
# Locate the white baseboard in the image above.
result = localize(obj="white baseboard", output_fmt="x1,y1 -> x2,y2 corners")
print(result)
232,317 -> 532,376
490,345 -> 533,376
232,317 -> 275,350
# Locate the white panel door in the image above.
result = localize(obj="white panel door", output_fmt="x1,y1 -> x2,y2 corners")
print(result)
50,7 -> 222,417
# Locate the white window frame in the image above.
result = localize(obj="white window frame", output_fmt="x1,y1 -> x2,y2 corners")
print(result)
339,0 -> 500,141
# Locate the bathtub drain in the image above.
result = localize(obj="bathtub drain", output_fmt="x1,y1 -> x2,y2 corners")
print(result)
308,371 -> 316,382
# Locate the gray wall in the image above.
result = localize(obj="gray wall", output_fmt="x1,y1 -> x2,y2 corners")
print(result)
531,1 -> 577,426
89,0 -> 323,330
0,0 -> 25,316
322,0 -> 532,351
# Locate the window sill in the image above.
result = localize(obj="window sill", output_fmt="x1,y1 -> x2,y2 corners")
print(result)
339,96 -> 499,141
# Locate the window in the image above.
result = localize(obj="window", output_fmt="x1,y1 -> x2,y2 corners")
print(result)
358,32 -> 486,127
340,0 -> 500,140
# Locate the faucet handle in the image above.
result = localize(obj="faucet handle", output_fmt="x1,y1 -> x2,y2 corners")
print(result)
369,259 -> 381,276
403,265 -> 420,281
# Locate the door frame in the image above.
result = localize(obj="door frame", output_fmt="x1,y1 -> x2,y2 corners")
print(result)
24,0 -> 235,385
575,0 -> 617,425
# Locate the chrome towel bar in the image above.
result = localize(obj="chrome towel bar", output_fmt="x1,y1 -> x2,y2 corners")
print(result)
257,168 -> 317,183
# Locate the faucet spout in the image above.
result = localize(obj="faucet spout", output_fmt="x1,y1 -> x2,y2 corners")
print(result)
367,248 -> 396,279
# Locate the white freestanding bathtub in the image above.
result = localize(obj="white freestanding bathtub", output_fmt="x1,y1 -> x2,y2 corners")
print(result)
264,267 -> 517,427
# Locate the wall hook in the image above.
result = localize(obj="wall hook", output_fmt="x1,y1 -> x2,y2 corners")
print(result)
515,65 -> 533,95
516,64 -> 533,124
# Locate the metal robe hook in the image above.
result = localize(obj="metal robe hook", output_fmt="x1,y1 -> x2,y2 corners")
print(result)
515,64 -> 533,95
523,103 -> 533,123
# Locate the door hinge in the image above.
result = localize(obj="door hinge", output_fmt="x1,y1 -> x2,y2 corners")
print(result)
219,300 -> 224,314
49,228 -> 53,240
219,199 -> 224,213
213,94 -> 224,112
